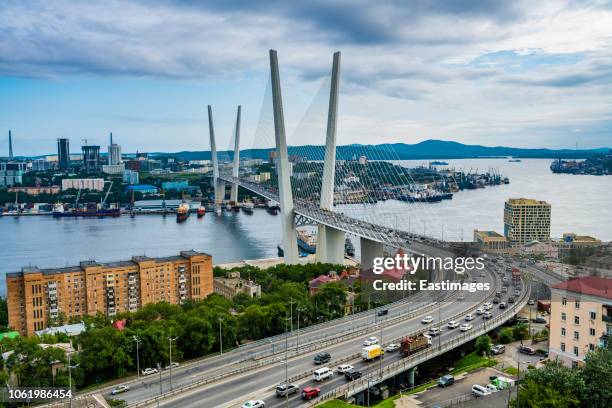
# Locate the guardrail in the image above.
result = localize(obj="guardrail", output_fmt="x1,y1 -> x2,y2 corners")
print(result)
309,278 -> 530,405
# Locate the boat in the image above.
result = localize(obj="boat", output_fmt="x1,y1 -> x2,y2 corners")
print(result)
176,202 -> 190,223
508,159 -> 522,162
53,203 -> 121,217
242,202 -> 254,214
345,238 -> 355,257
429,161 -> 449,166
277,244 -> 284,257
297,230 -> 317,254
197,206 -> 206,218
266,204 -> 280,215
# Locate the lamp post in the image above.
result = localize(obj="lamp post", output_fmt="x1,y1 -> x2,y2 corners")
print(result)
296,306 -> 305,351
133,335 -> 141,379
67,351 -> 78,408
168,336 -> 178,391
218,317 -> 224,355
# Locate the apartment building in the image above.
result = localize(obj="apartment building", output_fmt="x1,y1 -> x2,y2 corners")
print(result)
549,276 -> 612,367
213,272 -> 261,299
503,198 -> 551,244
6,250 -> 213,336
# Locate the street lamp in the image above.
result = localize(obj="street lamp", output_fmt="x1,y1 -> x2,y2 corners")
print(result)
67,350 -> 79,408
133,335 -> 141,379
218,318 -> 224,355
168,336 -> 178,390
296,306 -> 305,351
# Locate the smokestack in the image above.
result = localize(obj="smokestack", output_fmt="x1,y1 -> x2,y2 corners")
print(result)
8,129 -> 13,159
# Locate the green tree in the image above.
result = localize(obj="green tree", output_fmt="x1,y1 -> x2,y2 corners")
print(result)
581,342 -> 612,408
474,335 -> 492,356
512,323 -> 529,341
498,327 -> 514,344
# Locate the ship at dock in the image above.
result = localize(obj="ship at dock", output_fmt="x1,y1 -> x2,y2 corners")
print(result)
176,201 -> 190,223
242,201 -> 254,214
196,205 -> 206,218
52,202 -> 121,217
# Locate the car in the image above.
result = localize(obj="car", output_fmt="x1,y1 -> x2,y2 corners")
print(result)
483,311 -> 493,319
499,302 -> 507,309
493,297 -> 500,304
313,367 -> 333,381
344,369 -> 363,381
458,294 -> 466,301
276,383 -> 298,397
377,309 -> 389,317
472,384 -> 491,397
516,316 -> 529,323
241,400 -> 265,408
141,368 -> 158,376
363,336 -> 379,346
301,386 -> 320,400
385,343 -> 400,352
314,352 -> 331,365
491,345 -> 505,355
514,290 -> 521,297
465,313 -> 475,321
111,384 -> 129,395
447,320 -> 459,329
519,345 -> 536,355
508,297 -> 515,304
438,374 -> 455,387
429,327 -> 441,336
486,384 -> 499,393
502,286 -> 508,293
460,323 -> 472,332
421,315 -> 434,324
483,302 -> 493,310
165,362 -> 179,370
336,364 -> 354,374
475,308 -> 484,315
533,317 -> 547,324
528,299 -> 535,305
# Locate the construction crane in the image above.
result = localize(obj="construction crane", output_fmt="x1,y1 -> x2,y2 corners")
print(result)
102,181 -> 113,207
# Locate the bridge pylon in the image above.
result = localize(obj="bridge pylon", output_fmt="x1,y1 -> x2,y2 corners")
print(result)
230,105 -> 241,203
316,51 -> 345,265
207,105 -> 225,205
269,50 -> 299,264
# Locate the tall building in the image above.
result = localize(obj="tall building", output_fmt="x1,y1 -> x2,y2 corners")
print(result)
108,132 -> 122,165
57,138 -> 70,170
549,277 -> 612,367
123,169 -> 139,185
81,145 -> 101,172
8,129 -> 13,159
6,250 -> 213,335
503,198 -> 551,244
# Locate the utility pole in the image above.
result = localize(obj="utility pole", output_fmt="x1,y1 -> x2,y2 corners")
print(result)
284,311 -> 290,408
168,336 -> 178,390
218,318 -> 224,355
133,335 -> 141,378
289,297 -> 295,332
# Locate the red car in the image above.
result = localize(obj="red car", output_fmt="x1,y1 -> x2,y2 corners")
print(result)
301,386 -> 321,400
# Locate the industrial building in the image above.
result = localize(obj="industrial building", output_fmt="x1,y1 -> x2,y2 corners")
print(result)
6,250 -> 213,336
61,178 -> 105,191
503,198 -> 551,244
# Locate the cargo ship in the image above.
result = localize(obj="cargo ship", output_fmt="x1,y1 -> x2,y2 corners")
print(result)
429,161 -> 449,166
52,203 -> 120,217
176,202 -> 190,223
266,203 -> 280,215
297,230 -> 317,254
196,205 -> 206,218
242,202 -> 254,214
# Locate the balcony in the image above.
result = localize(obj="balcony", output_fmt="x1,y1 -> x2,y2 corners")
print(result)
178,276 -> 187,284
603,315 -> 612,323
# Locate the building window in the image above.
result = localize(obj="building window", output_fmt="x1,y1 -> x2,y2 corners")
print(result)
575,301 -> 580,309
574,331 -> 579,340
589,344 -> 595,351
561,312 -> 566,321
561,342 -> 566,352
574,316 -> 580,325
574,346 -> 579,356
589,311 -> 597,320
590,328 -> 596,336
561,327 -> 566,336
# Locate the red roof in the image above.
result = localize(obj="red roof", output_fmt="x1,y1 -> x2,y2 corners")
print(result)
552,277 -> 612,300
309,275 -> 333,288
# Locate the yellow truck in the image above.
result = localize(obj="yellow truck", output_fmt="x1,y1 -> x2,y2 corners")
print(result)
361,345 -> 384,361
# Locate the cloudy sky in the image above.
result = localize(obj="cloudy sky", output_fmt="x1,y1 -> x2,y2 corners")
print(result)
1,0 -> 612,156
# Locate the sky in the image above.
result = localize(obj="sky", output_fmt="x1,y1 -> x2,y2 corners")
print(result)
1,0 -> 612,156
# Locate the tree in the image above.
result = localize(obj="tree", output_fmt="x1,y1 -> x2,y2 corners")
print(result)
581,342 -> 612,408
474,335 -> 492,356
512,323 -> 529,341
498,327 -> 514,344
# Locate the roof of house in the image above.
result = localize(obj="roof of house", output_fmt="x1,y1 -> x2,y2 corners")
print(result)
35,322 -> 86,337
552,276 -> 612,300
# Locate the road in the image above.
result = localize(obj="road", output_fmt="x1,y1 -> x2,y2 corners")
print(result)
153,264 -> 526,408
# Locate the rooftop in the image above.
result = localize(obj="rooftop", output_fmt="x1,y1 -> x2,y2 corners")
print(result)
552,276 -> 612,300
506,198 -> 550,206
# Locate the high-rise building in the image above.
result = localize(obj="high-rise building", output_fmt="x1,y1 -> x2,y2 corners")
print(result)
8,129 -> 13,159
57,138 -> 70,170
6,250 -> 213,335
503,198 -> 551,244
82,145 -> 101,172
549,277 -> 612,367
108,132 -> 122,165
123,169 -> 139,185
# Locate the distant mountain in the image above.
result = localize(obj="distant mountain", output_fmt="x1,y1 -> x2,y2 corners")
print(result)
157,139 -> 610,161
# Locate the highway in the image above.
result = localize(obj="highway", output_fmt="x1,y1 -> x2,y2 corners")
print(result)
145,261 -> 525,408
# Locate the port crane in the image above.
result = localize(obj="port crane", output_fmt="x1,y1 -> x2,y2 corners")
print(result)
101,181 -> 113,207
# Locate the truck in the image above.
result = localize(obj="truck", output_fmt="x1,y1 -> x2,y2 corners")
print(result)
400,334 -> 431,357
511,268 -> 521,281
361,345 -> 384,361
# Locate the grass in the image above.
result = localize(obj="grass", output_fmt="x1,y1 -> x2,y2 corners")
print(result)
503,366 -> 519,375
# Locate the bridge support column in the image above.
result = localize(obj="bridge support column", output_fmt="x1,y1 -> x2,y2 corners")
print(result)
408,367 -> 416,388
360,238 -> 384,273
316,52 -> 343,264
316,225 -> 345,265
230,105 -> 241,203
208,105 -> 224,205
270,50 -> 299,264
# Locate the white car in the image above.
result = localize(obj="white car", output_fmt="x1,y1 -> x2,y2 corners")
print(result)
363,336 -> 378,346
111,384 -> 129,395
385,343 -> 400,352
141,368 -> 158,376
447,320 -> 459,329
460,323 -> 473,332
483,302 -> 493,310
486,384 -> 499,393
165,362 -> 179,370
465,313 -> 475,321
472,384 -> 491,397
458,294 -> 465,301
242,400 -> 265,408
421,315 -> 434,324
336,364 -> 353,374
475,308 -> 484,315
483,311 -> 493,319
429,327 -> 441,336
